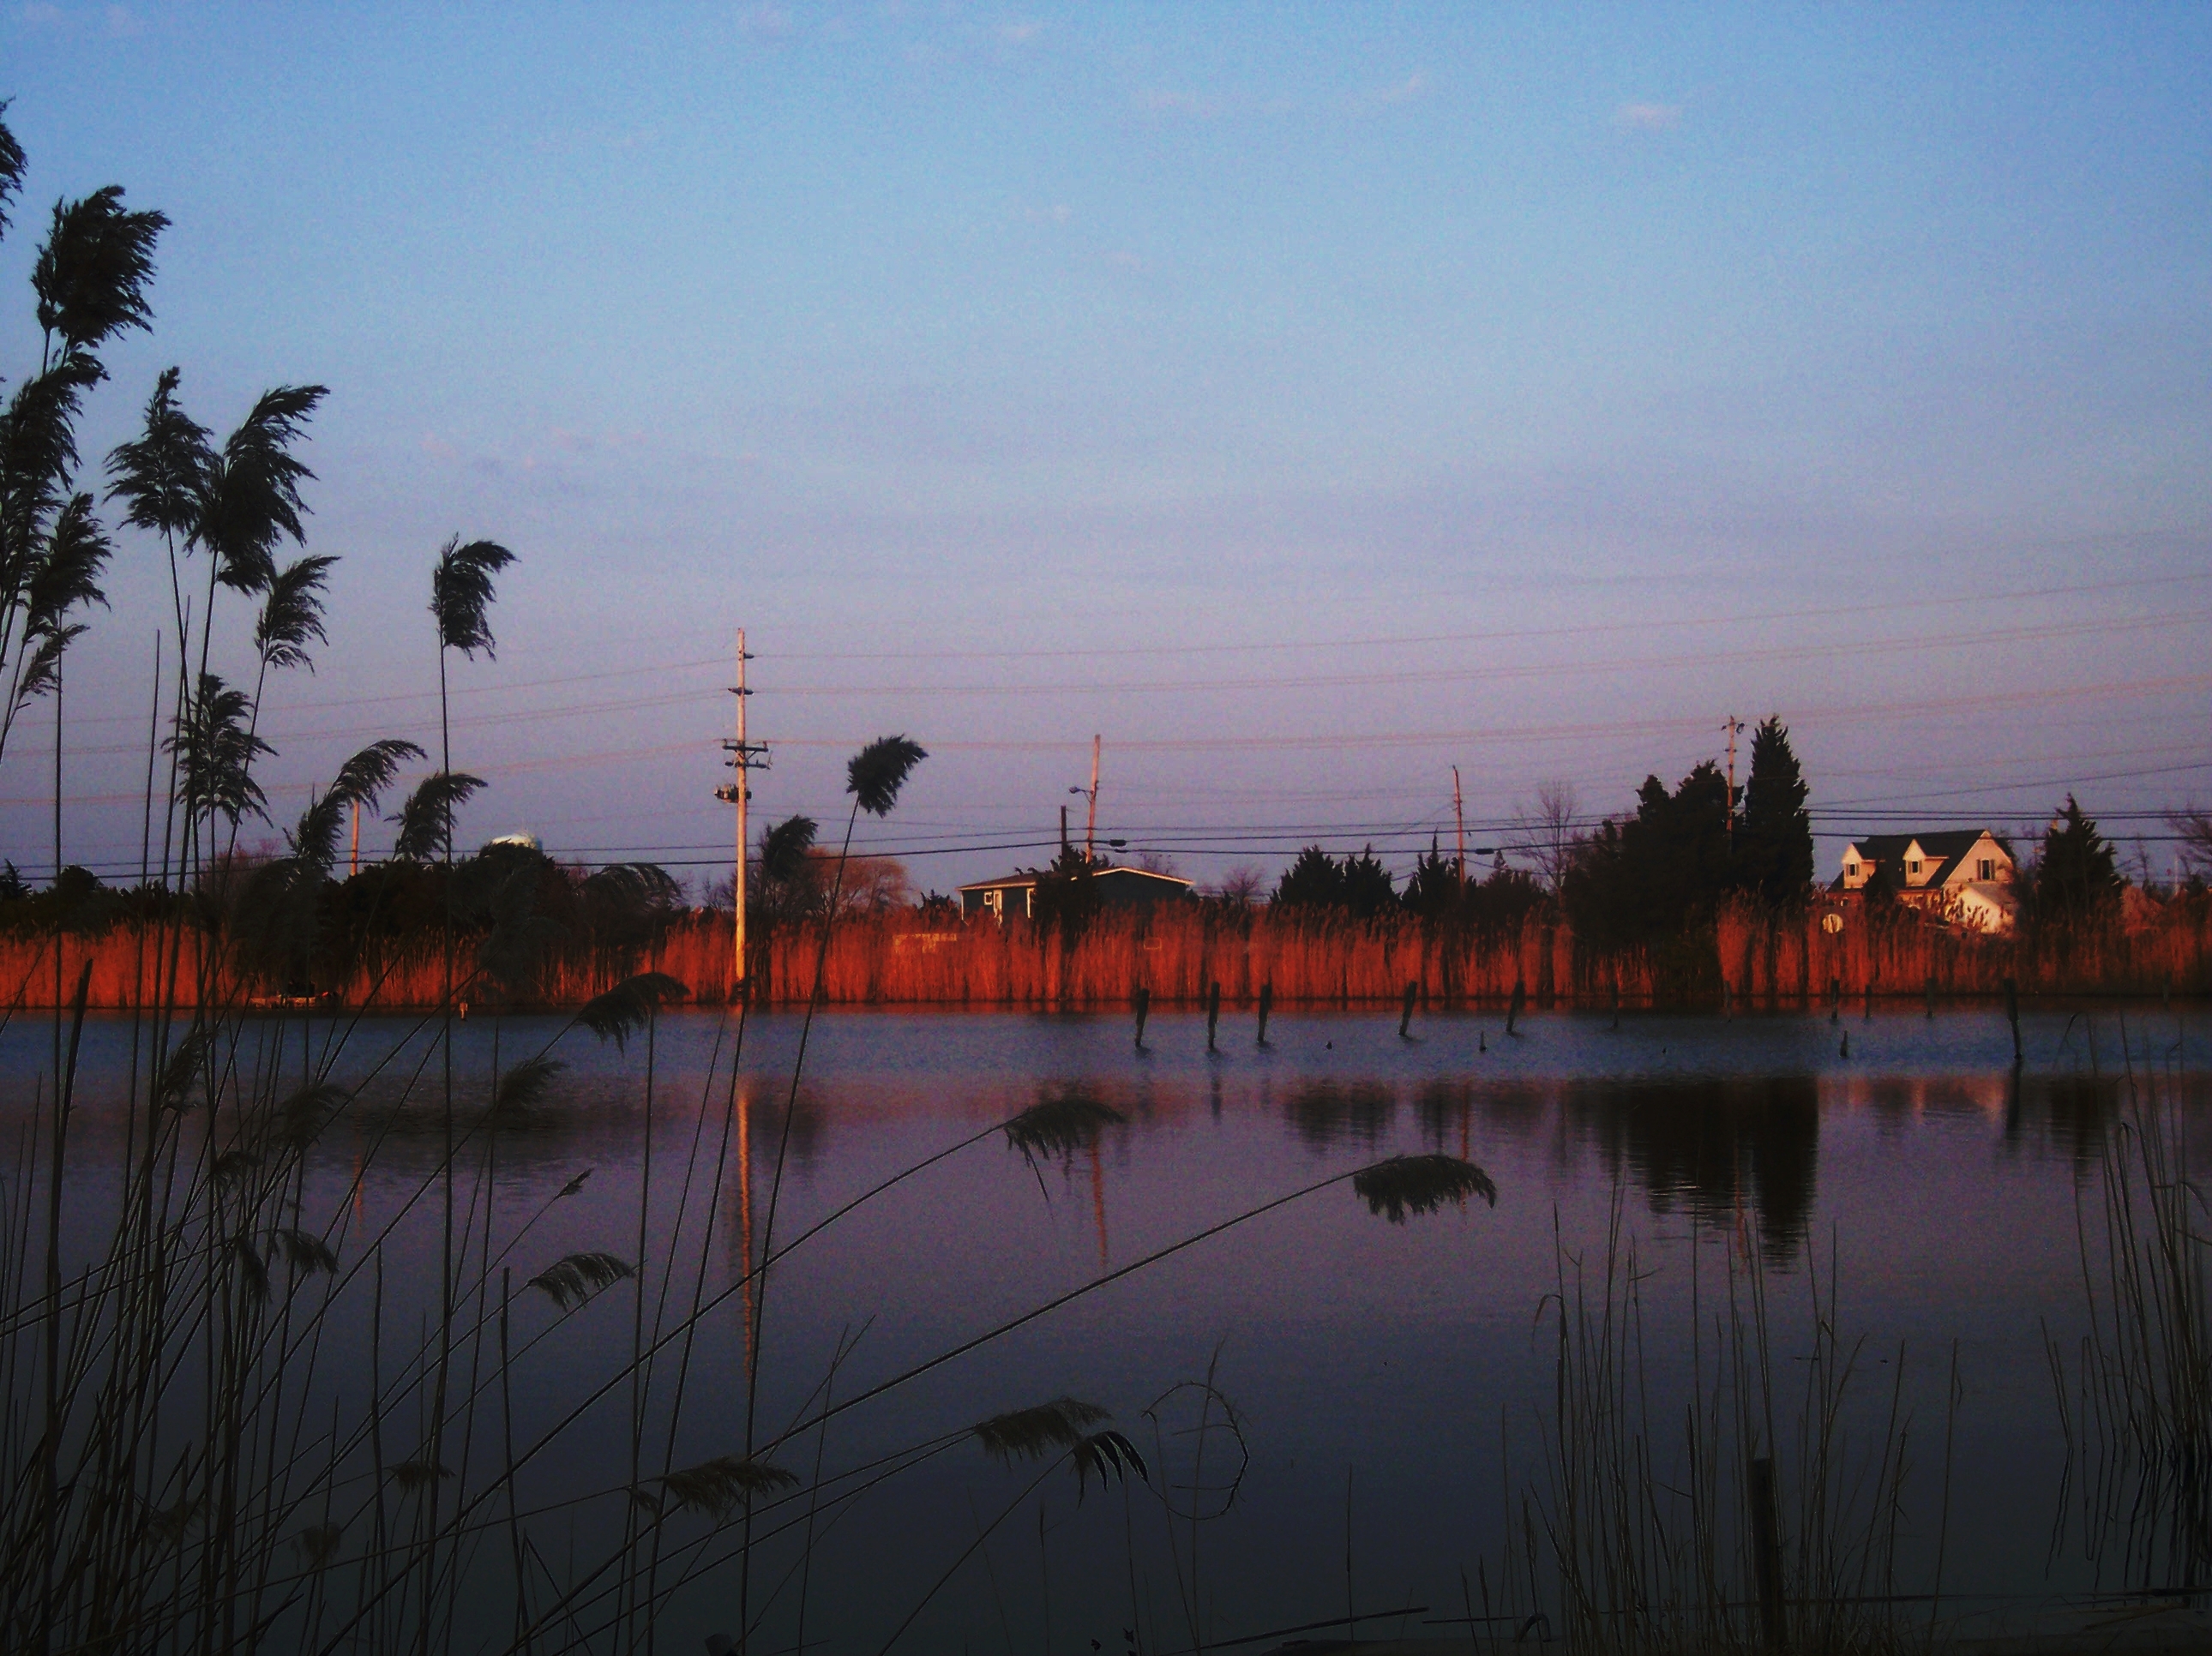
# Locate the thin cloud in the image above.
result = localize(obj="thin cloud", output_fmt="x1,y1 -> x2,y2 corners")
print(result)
1135,87 -> 1223,119
1361,71 -> 1427,110
1615,101 -> 1682,133
997,19 -> 1041,45
740,2 -> 791,40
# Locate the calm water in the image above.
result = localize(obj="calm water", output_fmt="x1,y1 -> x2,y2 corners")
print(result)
6,1002 -> 2205,1653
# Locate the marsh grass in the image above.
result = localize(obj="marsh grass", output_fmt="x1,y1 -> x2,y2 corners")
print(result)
9,892 -> 2206,1012
2046,1017 -> 2211,1593
1477,1191 -> 1941,1656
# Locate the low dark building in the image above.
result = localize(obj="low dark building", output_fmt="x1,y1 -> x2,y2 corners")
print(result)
958,865 -> 1194,923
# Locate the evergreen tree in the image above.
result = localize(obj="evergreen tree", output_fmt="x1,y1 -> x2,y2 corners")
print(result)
1273,844 -> 1344,909
1734,716 -> 1813,907
1339,844 -> 1396,918
2034,795 -> 2123,921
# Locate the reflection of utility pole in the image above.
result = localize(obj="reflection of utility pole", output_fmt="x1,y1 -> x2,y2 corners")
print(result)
1723,715 -> 1746,849
1452,765 -> 1467,895
718,629 -> 768,999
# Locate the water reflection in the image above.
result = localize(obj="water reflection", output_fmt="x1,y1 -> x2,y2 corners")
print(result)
1561,1077 -> 1821,1260
1283,1079 -> 1396,1148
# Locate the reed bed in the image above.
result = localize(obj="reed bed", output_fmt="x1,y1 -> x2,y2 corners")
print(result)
2046,1023 -> 2211,1592
5,896 -> 2206,1010
1479,1193 -> 1939,1656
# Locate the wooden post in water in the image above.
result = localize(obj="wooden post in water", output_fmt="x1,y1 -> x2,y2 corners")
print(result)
1863,979 -> 1874,1023
1257,981 -> 1272,1047
1749,1455 -> 1784,1651
1829,976 -> 1842,1023
1398,980 -> 1417,1040
1205,981 -> 1221,1053
2004,976 -> 2022,1065
1132,986 -> 1150,1049
1506,978 -> 1526,1037
1926,973 -> 1936,1019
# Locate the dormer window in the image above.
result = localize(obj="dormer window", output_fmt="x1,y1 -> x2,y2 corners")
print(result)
1847,861 -> 1859,878
1977,858 -> 1993,879
1908,860 -> 1921,876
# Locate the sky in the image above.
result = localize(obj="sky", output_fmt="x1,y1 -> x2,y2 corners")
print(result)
3,2 -> 2209,892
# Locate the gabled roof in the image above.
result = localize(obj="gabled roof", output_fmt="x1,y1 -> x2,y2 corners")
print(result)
1844,830 -> 1995,861
957,865 -> 1194,895
1841,829 -> 2010,891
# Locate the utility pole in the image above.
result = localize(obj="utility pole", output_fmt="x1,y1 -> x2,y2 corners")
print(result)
1086,735 -> 1100,861
1452,765 -> 1467,896
718,629 -> 768,999
1723,714 -> 1746,850
350,799 -> 360,879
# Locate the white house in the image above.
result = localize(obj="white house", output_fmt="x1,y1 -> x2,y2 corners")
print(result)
1836,829 -> 2017,932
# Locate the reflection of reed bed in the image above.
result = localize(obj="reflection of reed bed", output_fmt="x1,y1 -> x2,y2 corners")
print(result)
7,896 -> 2205,1009
1482,1195 -> 1944,1656
0,971 -> 1494,1652
2047,1035 -> 2212,1592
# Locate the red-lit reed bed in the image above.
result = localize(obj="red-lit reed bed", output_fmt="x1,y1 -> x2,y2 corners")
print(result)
8,897 -> 2206,1010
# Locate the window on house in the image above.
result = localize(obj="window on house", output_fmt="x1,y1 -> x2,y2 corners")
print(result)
1846,861 -> 1859,878
1909,860 -> 1921,876
1978,858 -> 1993,879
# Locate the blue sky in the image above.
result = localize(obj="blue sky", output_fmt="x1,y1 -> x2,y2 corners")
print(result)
4,2 -> 2209,887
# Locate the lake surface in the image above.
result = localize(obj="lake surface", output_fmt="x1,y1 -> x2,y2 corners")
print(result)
6,1002 -> 2205,1653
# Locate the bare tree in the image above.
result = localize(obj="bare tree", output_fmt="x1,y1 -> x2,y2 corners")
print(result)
1136,849 -> 1181,877
1518,780 -> 1582,894
1210,863 -> 1265,906
2170,807 -> 2212,880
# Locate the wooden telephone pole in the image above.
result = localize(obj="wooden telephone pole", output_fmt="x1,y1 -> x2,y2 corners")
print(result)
1068,735 -> 1102,862
1452,765 -> 1467,895
1085,735 -> 1100,861
718,629 -> 768,999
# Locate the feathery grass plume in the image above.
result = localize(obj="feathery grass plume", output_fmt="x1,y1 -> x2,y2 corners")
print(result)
265,1227 -> 339,1275
290,738 -> 423,872
0,355 -> 103,651
255,552 -> 335,670
1352,1153 -> 1497,1222
9,622 -> 81,710
0,102 -> 22,238
213,1149 -> 261,1185
389,769 -> 484,861
653,1455 -> 799,1522
231,1236 -> 269,1303
971,1397 -> 1111,1463
575,969 -> 688,1051
492,1053 -> 567,1117
526,1251 -> 636,1312
32,185 -> 167,355
196,384 -> 328,594
430,535 -> 516,657
1004,1090 -> 1127,1166
389,1460 -> 452,1493
558,1168 -> 594,1198
26,491 -> 111,627
155,1028 -> 208,1110
293,1522 -> 344,1571
166,672 -> 271,828
846,734 -> 928,816
270,1081 -> 349,1150
1072,1429 -> 1150,1500
108,365 -> 213,539
139,1493 -> 201,1549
